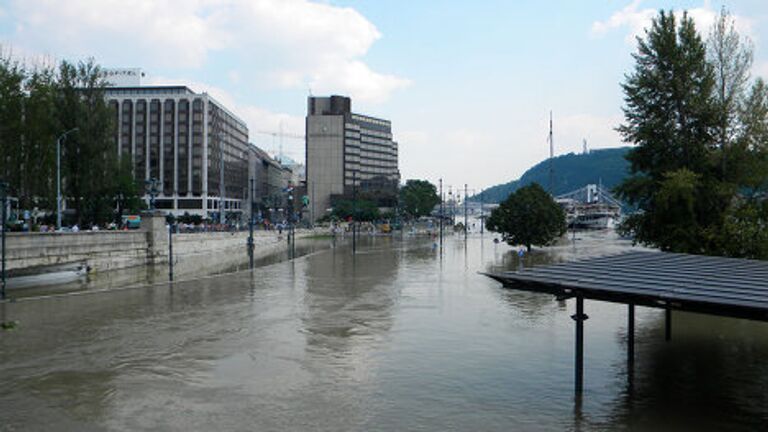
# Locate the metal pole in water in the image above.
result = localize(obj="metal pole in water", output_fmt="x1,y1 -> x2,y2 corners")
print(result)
628,303 -> 635,387
572,295 -> 588,394
665,307 -> 672,341
168,223 -> 174,281
628,304 -> 635,363
352,171 -> 357,255
439,178 -> 443,247
249,178 -> 255,268
464,183 -> 468,241
1,184 -> 6,299
292,221 -> 296,259
480,189 -> 484,235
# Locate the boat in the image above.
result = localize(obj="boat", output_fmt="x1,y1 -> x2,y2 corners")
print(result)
556,184 -> 623,230
570,202 -> 621,229
6,262 -> 90,290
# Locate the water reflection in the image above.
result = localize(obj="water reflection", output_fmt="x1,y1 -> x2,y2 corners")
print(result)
301,237 -> 402,351
599,312 -> 768,431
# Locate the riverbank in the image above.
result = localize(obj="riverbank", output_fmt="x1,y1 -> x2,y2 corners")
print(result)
3,226 -> 334,299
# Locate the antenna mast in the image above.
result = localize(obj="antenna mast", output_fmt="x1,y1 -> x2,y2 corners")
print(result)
548,111 -> 554,194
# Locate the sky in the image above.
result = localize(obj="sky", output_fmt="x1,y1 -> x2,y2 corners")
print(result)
1,0 -> 768,193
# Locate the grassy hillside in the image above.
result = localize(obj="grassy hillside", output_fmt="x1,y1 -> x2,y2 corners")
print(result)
474,147 -> 631,203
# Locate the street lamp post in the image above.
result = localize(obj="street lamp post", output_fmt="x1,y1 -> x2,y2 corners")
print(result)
439,178 -> 443,247
480,191 -> 484,235
464,184 -> 468,241
248,177 -> 255,268
56,127 -> 79,230
288,189 -> 295,258
1,180 -> 8,299
352,170 -> 357,255
218,132 -> 225,225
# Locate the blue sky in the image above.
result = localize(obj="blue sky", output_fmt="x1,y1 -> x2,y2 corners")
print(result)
1,0 -> 767,192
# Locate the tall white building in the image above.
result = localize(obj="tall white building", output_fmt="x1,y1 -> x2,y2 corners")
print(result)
105,86 -> 249,218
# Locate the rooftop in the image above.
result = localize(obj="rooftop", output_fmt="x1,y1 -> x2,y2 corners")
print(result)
485,250 -> 768,322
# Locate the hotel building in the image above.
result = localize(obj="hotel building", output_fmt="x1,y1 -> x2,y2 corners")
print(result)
105,86 -> 249,218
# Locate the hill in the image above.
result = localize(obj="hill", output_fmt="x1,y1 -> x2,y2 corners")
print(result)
474,147 -> 631,203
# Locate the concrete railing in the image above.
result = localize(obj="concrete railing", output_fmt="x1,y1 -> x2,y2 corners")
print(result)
4,213 -> 328,274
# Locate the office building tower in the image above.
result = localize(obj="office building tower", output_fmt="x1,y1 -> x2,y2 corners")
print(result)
305,95 -> 399,220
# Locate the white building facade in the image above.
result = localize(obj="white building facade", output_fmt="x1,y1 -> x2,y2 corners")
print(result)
105,86 -> 249,219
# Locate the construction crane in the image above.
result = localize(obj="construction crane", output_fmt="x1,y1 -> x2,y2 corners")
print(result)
252,126 -> 304,163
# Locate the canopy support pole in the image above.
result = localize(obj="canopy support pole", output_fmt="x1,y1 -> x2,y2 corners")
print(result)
572,295 -> 589,394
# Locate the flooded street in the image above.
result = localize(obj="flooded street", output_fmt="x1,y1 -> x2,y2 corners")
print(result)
2,231 -> 768,431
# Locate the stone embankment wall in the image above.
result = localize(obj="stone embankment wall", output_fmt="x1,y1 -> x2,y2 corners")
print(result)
4,214 -> 323,274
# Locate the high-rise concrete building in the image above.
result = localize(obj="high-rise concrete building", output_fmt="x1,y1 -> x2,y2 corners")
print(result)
305,95 -> 399,220
105,86 -> 249,219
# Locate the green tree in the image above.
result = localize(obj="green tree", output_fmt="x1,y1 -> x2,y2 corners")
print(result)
731,78 -> 768,195
56,59 -> 117,225
22,65 -> 59,209
707,7 -> 754,181
332,199 -> 380,222
0,50 -> 25,198
712,200 -> 768,259
616,11 -> 724,252
621,169 -> 702,252
111,157 -> 144,222
486,183 -> 566,251
399,179 -> 440,219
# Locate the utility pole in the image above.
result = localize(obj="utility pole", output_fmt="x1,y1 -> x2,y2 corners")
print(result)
289,188 -> 296,259
480,189 -> 484,235
219,132 -> 225,225
352,170 -> 357,254
439,178 -> 443,247
56,127 -> 79,230
248,177 -> 255,268
168,222 -> 174,281
1,180 -> 7,299
464,184 -> 468,241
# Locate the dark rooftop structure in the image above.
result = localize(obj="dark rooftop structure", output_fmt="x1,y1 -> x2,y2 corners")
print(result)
484,250 -> 768,394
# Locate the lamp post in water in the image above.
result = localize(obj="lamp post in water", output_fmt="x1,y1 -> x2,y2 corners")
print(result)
439,178 -> 443,247
248,177 -> 255,268
56,127 -> 79,230
1,180 -> 8,299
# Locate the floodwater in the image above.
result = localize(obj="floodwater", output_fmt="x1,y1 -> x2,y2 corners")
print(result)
2,231 -> 768,431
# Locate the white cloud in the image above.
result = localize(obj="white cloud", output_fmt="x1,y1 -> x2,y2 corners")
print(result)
591,0 -> 655,42
9,0 -> 227,68
3,0 -> 408,103
591,1 -> 754,44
